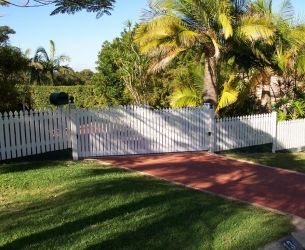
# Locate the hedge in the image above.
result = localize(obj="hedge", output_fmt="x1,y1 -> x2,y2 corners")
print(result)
16,85 -> 106,110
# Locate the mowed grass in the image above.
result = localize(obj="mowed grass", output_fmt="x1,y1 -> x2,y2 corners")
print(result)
0,160 -> 293,250
222,152 -> 305,174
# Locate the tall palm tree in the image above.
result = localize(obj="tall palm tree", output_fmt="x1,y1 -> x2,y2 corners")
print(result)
33,40 -> 70,85
135,0 -> 274,108
135,0 -> 233,107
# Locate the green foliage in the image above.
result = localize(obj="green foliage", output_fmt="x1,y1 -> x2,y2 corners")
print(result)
16,85 -> 106,110
93,39 -> 129,105
170,64 -> 204,108
93,23 -> 173,108
135,0 -> 236,106
216,75 -> 239,112
274,98 -> 305,120
0,26 -> 15,45
50,0 -> 115,17
0,46 -> 28,79
2,0 -> 115,18
54,68 -> 94,86
0,45 -> 29,112
30,40 -> 70,85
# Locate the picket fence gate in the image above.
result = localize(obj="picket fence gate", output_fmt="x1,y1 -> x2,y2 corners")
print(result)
0,106 -> 304,161
71,106 -> 214,159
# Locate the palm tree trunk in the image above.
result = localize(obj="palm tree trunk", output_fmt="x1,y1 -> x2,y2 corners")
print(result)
50,70 -> 54,86
261,75 -> 272,112
203,56 -> 218,108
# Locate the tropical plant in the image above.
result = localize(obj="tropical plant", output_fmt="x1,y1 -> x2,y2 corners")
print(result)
31,40 -> 70,85
275,98 -> 305,120
273,24 -> 305,98
135,0 -> 279,109
217,0 -> 298,112
170,65 -> 203,107
135,0 -> 235,107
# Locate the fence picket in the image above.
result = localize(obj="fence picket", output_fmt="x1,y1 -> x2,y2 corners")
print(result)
14,111 -> 22,157
0,114 -> 5,160
3,112 -> 10,159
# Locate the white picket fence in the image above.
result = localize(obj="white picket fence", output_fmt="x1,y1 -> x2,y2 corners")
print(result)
277,119 -> 305,151
71,106 -> 213,158
0,106 -> 304,161
215,113 -> 276,152
0,109 -> 71,160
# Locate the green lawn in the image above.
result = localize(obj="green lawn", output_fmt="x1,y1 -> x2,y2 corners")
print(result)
222,152 -> 305,174
0,160 -> 293,250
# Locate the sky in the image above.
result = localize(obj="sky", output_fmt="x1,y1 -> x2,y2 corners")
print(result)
1,0 -> 305,71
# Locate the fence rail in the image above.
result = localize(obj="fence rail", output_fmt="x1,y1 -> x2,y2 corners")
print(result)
0,106 -> 304,161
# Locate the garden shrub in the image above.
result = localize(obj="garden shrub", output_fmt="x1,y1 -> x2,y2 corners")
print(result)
16,85 -> 106,110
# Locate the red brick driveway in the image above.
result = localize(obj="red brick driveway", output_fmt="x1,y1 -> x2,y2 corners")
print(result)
97,152 -> 305,218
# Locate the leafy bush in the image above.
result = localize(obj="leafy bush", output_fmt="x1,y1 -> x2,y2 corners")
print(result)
274,98 -> 305,121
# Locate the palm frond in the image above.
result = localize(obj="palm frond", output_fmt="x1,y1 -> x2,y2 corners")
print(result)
238,15 -> 275,42
34,47 -> 49,62
218,13 -> 233,39
278,0 -> 294,21
49,40 -> 56,60
216,75 -> 239,111
296,55 -> 305,74
148,47 -> 186,73
170,87 -> 200,108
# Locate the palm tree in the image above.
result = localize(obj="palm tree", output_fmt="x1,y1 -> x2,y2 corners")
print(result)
135,0 -> 234,107
217,0 -> 298,112
135,0 -> 274,108
33,40 -> 70,85
273,24 -> 305,97
23,48 -> 44,85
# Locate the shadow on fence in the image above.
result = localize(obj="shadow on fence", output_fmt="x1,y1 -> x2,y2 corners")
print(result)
73,106 -> 213,159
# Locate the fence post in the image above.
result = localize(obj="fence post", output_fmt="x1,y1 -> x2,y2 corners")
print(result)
70,108 -> 79,160
209,108 -> 216,153
271,111 -> 277,153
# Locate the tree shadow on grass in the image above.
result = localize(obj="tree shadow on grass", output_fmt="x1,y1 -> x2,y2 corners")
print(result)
0,149 -> 72,166
0,164 -> 292,250
0,161 -> 68,175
